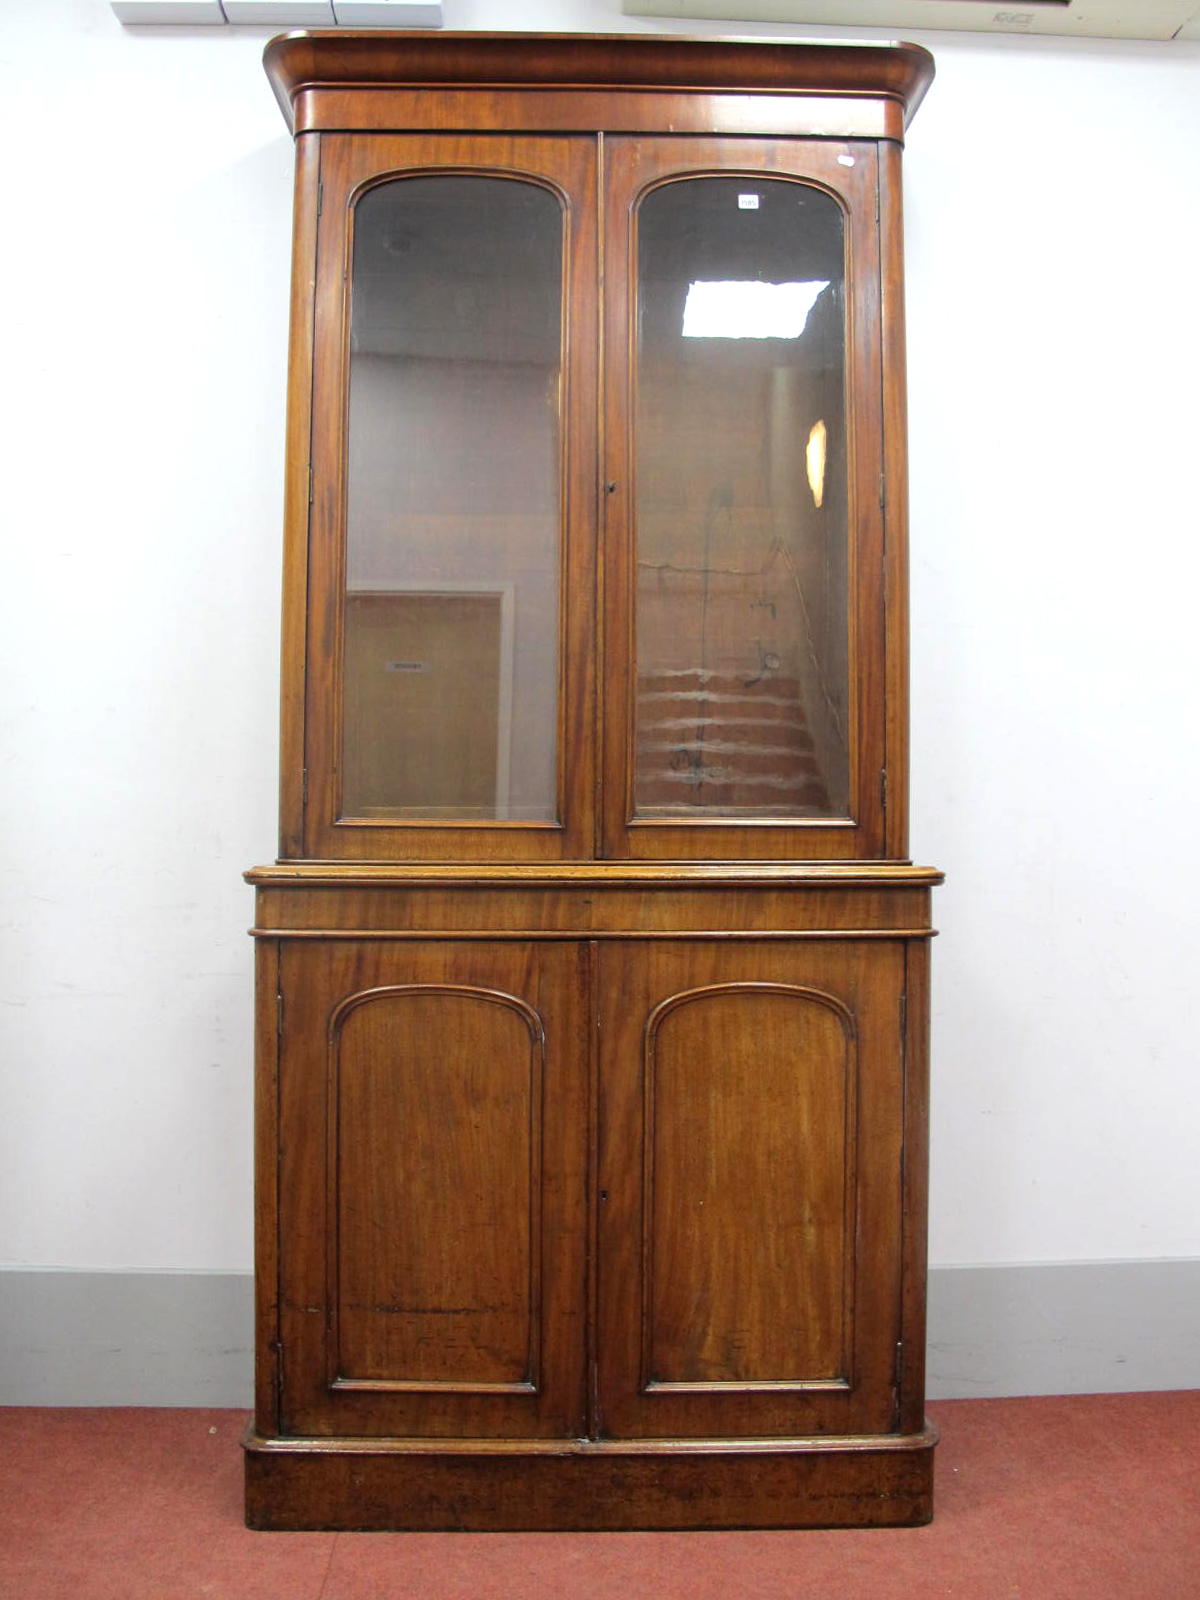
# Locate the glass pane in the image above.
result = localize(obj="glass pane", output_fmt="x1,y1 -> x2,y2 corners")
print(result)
633,177 -> 850,819
342,176 -> 563,821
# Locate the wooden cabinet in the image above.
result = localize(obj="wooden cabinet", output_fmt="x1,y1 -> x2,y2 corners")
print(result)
596,941 -> 906,1442
273,940 -> 589,1442
245,32 -> 940,1531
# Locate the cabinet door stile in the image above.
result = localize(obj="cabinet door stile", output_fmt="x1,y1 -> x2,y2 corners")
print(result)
279,132 -> 322,861
253,935 -> 283,1435
879,139 -> 912,862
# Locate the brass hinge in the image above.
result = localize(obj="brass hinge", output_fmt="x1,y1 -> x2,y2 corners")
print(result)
316,181 -> 323,218
899,988 -> 908,1040
302,767 -> 309,808
875,184 -> 880,224
276,989 -> 284,1039
879,471 -> 886,510
881,767 -> 888,813
307,462 -> 313,506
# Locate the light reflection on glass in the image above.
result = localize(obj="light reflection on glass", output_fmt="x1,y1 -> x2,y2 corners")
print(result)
806,419 -> 827,509
681,279 -> 830,341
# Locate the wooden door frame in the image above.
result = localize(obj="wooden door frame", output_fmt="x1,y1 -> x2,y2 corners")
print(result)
599,136 -> 888,862
275,937 -> 590,1440
299,132 -> 598,863
594,938 -> 905,1439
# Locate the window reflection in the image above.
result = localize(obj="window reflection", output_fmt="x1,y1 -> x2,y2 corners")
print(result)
681,279 -> 830,341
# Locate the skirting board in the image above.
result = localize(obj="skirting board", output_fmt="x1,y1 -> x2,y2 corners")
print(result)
1,1261 -> 1197,1407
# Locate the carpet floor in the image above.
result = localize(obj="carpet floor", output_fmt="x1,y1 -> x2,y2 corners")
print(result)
1,1392 -> 1196,1598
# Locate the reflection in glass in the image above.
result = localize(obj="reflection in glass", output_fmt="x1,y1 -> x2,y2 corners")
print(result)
341,176 -> 563,821
633,178 -> 850,819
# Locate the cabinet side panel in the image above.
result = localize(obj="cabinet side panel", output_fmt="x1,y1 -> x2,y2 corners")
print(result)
899,937 -> 931,1431
879,140 -> 910,861
330,987 -> 541,1391
279,133 -> 321,860
253,934 -> 281,1434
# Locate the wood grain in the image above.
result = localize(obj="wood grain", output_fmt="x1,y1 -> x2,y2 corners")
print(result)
248,868 -> 939,941
283,88 -> 908,143
879,138 -> 912,862
278,133 -> 320,860
262,32 -> 935,140
595,940 -> 905,1441
252,937 -> 281,1435
899,938 -> 932,1434
327,984 -> 542,1393
276,941 -> 588,1440
244,1423 -> 937,1531
642,983 -> 856,1390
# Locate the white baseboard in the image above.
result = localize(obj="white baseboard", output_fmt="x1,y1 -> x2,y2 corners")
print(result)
926,1259 -> 1200,1398
1,1261 -> 1196,1406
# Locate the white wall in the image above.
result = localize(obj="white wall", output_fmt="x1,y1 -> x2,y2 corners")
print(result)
1,0 -> 1197,1274
903,39 -> 1200,1266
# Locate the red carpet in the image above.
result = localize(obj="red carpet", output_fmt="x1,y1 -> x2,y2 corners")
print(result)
1,1393 -> 1196,1598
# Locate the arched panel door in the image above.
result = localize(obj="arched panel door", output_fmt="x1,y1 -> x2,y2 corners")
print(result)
596,940 -> 905,1439
329,983 -> 545,1395
275,939 -> 589,1440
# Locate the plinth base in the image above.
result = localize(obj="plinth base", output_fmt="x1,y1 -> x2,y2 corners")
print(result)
243,1424 -> 937,1531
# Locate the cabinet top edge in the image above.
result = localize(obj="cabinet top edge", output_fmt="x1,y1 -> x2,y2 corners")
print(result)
245,862 -> 944,889
263,31 -> 935,137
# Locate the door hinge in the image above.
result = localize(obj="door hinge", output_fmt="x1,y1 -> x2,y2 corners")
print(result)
899,988 -> 908,1041
875,184 -> 880,224
880,767 -> 888,813
276,989 -> 284,1039
316,180 -> 323,218
879,471 -> 886,510
302,767 -> 309,808
307,462 -> 313,506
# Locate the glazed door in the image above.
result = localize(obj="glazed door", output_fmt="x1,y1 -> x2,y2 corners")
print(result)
601,138 -> 887,860
595,941 -> 905,1438
302,134 -> 598,861
275,940 -> 589,1439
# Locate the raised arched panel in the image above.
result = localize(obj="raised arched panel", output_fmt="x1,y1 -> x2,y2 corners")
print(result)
643,982 -> 856,1389
328,984 -> 544,1392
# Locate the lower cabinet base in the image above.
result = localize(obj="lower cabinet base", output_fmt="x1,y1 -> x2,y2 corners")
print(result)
243,1424 -> 937,1531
